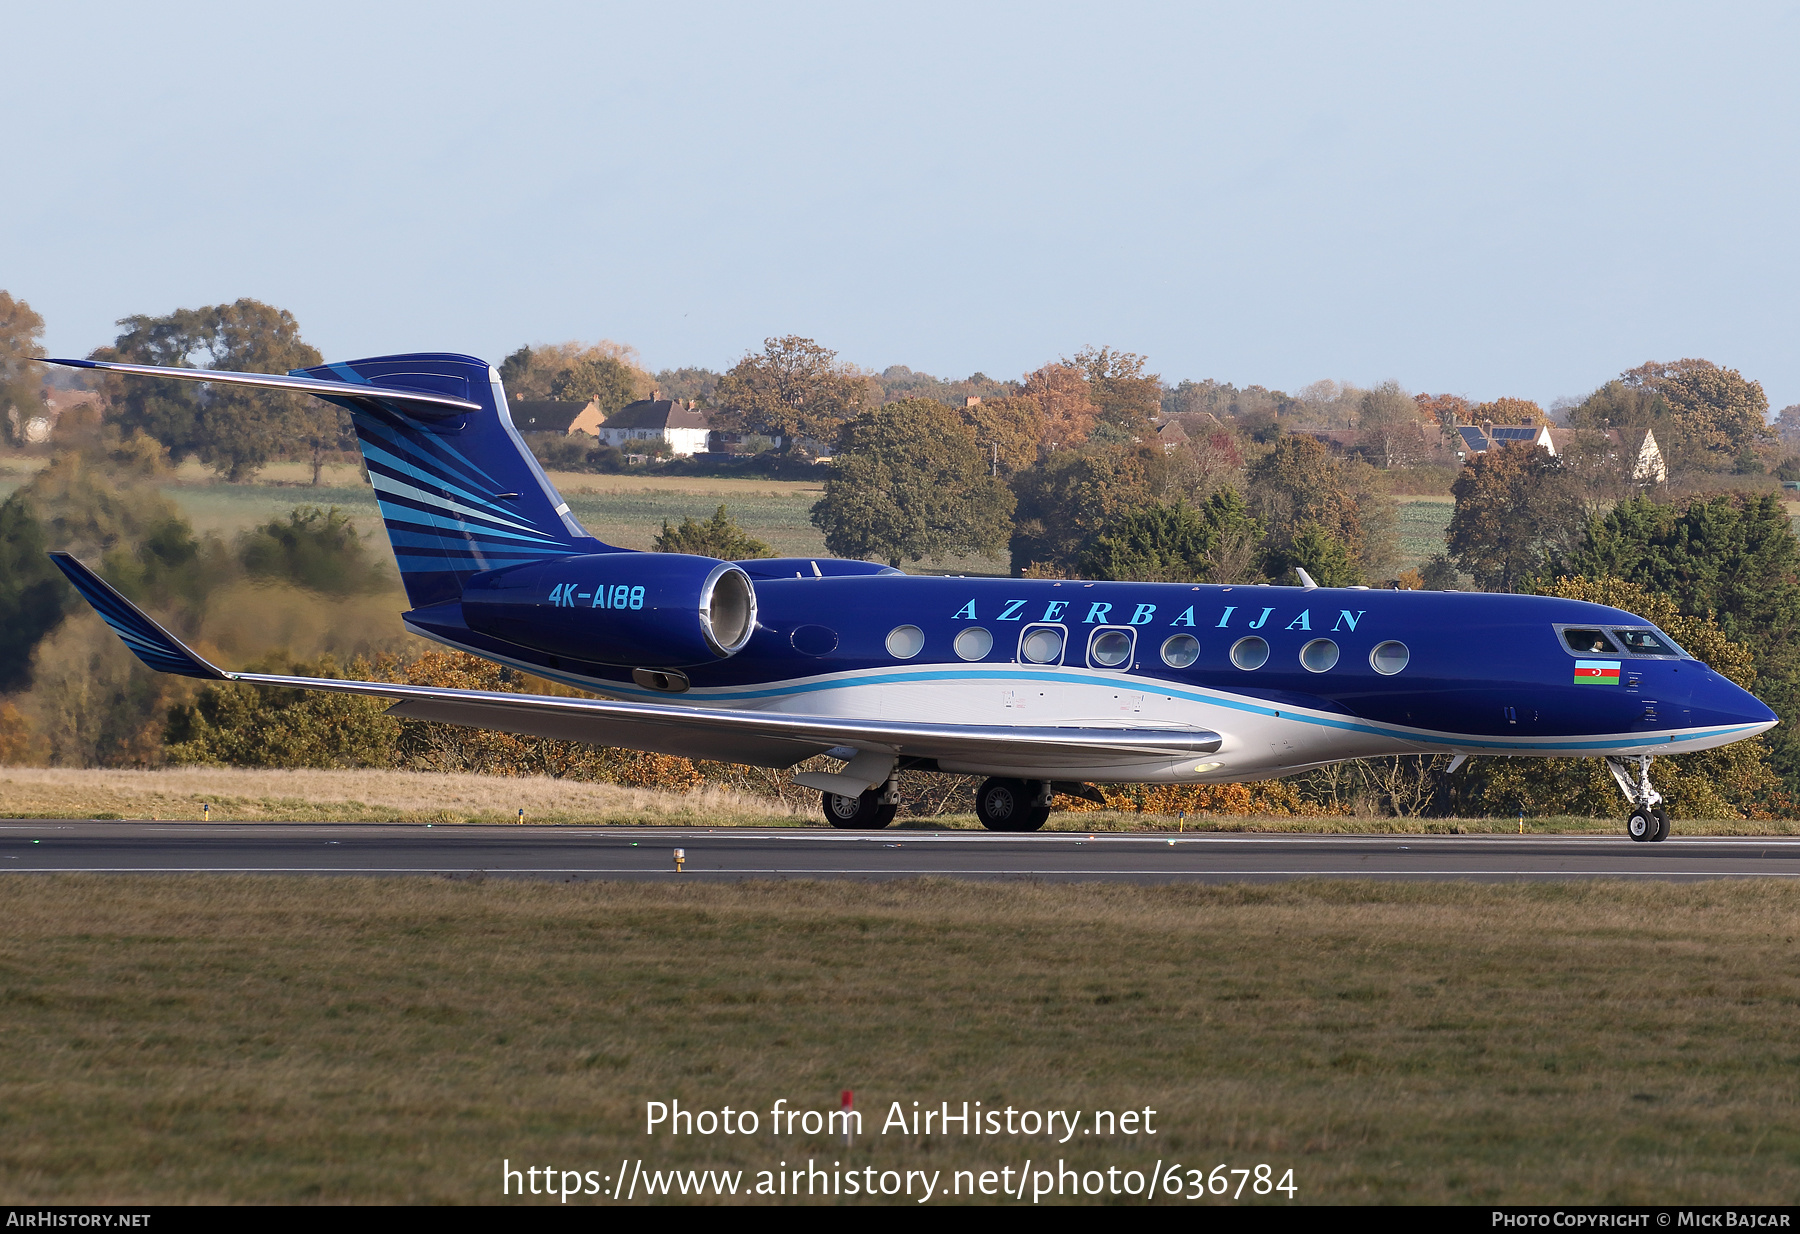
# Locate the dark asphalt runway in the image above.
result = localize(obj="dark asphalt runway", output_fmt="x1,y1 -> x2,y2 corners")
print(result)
1,821 -> 1798,881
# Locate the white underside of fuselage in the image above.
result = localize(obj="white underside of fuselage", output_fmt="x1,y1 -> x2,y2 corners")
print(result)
410,625 -> 1773,783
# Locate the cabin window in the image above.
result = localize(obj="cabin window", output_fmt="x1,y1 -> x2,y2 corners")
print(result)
1300,638 -> 1339,672
954,627 -> 993,661
1161,633 -> 1200,668
1230,636 -> 1269,671
1612,627 -> 1681,657
885,625 -> 924,659
1020,625 -> 1065,664
1563,628 -> 1619,655
1370,641 -> 1409,675
1088,627 -> 1135,669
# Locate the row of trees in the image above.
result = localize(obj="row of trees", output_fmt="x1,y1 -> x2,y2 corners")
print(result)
3,286 -> 1790,485
809,384 -> 1397,588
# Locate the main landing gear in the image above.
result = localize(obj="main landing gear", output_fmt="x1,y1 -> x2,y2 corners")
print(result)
821,777 -> 899,830
975,778 -> 1052,832
820,775 -> 1061,831
1606,755 -> 1670,843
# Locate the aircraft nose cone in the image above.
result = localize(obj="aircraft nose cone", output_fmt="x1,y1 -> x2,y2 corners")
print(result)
1709,677 -> 1778,732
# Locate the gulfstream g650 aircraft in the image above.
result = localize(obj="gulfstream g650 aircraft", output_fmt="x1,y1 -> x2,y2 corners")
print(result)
41,352 -> 1777,839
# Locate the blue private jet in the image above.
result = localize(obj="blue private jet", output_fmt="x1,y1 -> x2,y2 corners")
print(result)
39,352 -> 1778,839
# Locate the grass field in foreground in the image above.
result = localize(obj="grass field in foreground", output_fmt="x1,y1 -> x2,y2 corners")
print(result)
2,767 -> 1797,835
0,877 -> 1796,1205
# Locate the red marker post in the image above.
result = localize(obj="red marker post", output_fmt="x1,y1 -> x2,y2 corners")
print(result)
841,1090 -> 853,1147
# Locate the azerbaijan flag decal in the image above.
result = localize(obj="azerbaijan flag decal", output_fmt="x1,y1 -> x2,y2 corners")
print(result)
1574,659 -> 1621,685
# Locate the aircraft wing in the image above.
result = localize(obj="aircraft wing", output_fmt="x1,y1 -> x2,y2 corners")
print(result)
49,552 -> 1223,777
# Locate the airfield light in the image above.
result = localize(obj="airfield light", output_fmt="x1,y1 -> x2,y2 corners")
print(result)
202,803 -> 209,821
517,808 -> 524,824
673,848 -> 686,872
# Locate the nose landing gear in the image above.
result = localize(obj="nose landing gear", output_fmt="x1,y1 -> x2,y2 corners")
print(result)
1606,755 -> 1670,843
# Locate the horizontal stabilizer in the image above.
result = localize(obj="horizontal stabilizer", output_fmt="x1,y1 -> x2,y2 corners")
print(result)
38,357 -> 481,416
47,552 -> 227,680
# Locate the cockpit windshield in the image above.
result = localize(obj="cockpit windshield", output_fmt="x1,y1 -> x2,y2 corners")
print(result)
1563,628 -> 1618,655
1613,627 -> 1684,657
1554,623 -> 1692,659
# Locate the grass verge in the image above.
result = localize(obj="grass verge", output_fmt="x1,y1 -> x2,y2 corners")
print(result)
0,877 -> 1796,1204
0,767 -> 801,826
2,767 -> 1795,835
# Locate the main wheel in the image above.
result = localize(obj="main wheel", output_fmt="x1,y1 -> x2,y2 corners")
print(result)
822,789 -> 896,830
1019,805 -> 1051,832
1627,809 -> 1655,842
976,778 -> 1036,831
1651,804 -> 1671,843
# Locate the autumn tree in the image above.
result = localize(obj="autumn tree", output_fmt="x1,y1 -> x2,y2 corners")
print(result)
1772,403 -> 1800,451
1414,392 -> 1472,430
550,354 -> 645,417
498,340 -> 648,403
811,400 -> 1014,567
1356,381 -> 1428,469
1566,380 -> 1674,438
958,395 -> 1044,476
713,336 -> 868,452
1073,345 -> 1161,433
1009,442 -> 1165,576
1472,396 -> 1546,426
99,300 -> 328,481
1019,363 -> 1097,449
1446,442 -> 1584,592
1621,358 -> 1768,471
1161,429 -> 1247,513
0,291 -> 45,444
1245,434 -> 1397,577
652,505 -> 773,559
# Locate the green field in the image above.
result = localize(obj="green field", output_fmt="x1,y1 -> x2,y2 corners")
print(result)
1394,498 -> 1452,574
1,876 -> 1797,1205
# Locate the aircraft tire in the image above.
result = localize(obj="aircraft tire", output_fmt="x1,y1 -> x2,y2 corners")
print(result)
1626,809 -> 1655,842
976,778 -> 1034,831
1018,805 -> 1051,832
822,789 -> 896,830
1651,805 -> 1671,843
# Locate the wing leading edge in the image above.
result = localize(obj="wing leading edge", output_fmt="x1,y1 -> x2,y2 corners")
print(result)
48,551 -> 1223,779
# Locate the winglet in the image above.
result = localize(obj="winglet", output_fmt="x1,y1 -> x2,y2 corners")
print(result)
46,552 -> 227,680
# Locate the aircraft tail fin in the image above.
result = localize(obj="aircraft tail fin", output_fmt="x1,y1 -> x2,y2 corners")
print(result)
42,353 -> 609,608
47,551 -> 227,680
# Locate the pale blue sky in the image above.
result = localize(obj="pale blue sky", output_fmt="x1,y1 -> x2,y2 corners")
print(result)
8,2 -> 1798,409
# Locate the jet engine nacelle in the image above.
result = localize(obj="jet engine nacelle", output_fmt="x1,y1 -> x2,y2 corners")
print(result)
460,553 -> 758,669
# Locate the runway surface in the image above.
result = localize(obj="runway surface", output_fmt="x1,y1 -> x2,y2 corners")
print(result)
1,821 -> 1799,882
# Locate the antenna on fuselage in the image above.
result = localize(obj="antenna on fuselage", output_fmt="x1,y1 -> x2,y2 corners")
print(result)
1294,567 -> 1320,591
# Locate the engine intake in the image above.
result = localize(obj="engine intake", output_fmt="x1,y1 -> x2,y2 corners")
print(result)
460,553 -> 758,669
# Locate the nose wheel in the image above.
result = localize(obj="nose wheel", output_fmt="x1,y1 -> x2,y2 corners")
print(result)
1608,756 -> 1670,843
975,778 -> 1052,832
